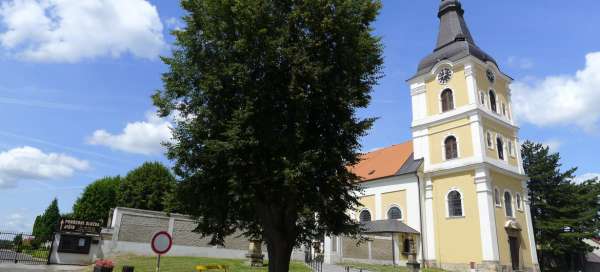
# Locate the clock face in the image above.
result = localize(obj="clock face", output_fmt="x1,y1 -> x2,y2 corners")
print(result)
437,68 -> 453,85
486,69 -> 495,83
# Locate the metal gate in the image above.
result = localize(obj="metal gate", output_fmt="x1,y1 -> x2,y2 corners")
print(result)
0,231 -> 52,265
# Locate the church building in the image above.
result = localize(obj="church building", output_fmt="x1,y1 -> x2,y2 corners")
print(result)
323,1 -> 539,271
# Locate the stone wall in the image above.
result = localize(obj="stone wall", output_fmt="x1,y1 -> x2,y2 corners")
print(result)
118,214 -> 169,243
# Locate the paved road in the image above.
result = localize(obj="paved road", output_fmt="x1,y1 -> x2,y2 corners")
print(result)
0,249 -> 46,264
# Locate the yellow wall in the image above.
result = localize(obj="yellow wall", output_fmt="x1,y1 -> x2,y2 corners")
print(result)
482,118 -> 518,167
381,190 -> 407,221
491,171 -> 533,269
426,65 -> 469,116
432,171 -> 483,264
429,118 -> 474,164
474,65 -> 511,118
357,195 -> 375,219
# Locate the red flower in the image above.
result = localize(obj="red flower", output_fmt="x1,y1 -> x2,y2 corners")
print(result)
95,259 -> 114,268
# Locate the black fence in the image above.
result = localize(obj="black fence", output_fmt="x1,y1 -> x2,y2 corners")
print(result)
0,231 -> 52,265
305,250 -> 323,272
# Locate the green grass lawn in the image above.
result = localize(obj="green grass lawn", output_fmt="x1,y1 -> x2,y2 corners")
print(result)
338,262 -> 446,272
94,255 -> 310,272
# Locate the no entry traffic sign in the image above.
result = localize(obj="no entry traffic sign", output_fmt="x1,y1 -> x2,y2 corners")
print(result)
151,231 -> 173,255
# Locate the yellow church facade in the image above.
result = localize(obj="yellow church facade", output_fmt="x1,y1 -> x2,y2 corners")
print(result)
323,1 -> 539,271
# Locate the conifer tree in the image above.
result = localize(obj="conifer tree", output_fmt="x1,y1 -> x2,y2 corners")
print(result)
32,198 -> 61,243
522,141 -> 600,271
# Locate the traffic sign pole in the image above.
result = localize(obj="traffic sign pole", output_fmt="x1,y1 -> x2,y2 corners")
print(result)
150,231 -> 172,272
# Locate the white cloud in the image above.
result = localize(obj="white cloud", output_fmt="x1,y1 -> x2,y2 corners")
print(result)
512,52 -> 600,131
0,146 -> 90,188
88,111 -> 172,155
4,213 -> 31,231
573,173 -> 600,184
0,0 -> 165,62
507,56 -> 534,70
543,139 -> 562,152
165,17 -> 183,31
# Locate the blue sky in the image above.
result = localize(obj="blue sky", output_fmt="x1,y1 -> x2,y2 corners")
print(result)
0,0 -> 598,232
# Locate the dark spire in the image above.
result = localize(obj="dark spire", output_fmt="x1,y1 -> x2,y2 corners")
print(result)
435,0 -> 475,50
411,0 -> 497,78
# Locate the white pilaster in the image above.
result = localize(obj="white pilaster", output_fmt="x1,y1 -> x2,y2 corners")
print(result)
474,168 -> 500,262
523,181 -> 539,266
464,63 -> 478,105
470,114 -> 485,162
375,193 -> 382,220
423,177 -> 436,261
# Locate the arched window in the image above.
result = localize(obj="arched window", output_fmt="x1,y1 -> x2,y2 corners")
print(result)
504,191 -> 514,217
387,207 -> 402,220
359,210 -> 372,222
447,190 -> 463,217
480,91 -> 486,105
486,132 -> 493,149
494,188 -> 501,206
516,193 -> 522,211
497,137 -> 504,160
444,136 -> 458,160
441,89 -> 454,112
489,90 -> 497,113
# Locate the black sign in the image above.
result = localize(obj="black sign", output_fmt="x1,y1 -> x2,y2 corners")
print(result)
59,219 -> 101,235
58,234 -> 91,254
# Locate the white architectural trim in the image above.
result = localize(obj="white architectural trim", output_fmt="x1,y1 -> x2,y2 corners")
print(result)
423,177 -> 436,260
464,63 -> 478,105
445,187 -> 465,218
522,181 -> 540,265
438,88 -> 457,113
441,133 -> 461,161
475,168 -> 500,261
375,193 -> 383,220
385,204 -> 404,221
502,189 -> 515,219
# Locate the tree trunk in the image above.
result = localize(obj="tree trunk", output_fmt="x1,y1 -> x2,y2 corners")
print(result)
266,238 -> 294,272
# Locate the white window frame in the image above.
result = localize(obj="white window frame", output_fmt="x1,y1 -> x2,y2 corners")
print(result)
486,131 -> 495,150
509,139 -> 516,158
516,193 -> 523,212
438,88 -> 456,113
494,187 -> 502,207
446,187 -> 465,218
496,135 -> 507,162
386,205 -> 404,221
442,133 -> 461,161
503,190 -> 515,218
358,208 -> 373,222
489,89 -> 499,114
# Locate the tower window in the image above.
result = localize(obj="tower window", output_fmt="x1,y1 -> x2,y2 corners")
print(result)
497,136 -> 504,160
480,91 -> 486,105
441,89 -> 454,112
444,136 -> 458,160
516,193 -> 522,211
504,191 -> 514,217
486,132 -> 494,149
508,140 -> 515,157
447,190 -> 463,217
359,210 -> 372,222
489,90 -> 497,113
494,188 -> 501,207
387,207 -> 402,220
502,102 -> 507,116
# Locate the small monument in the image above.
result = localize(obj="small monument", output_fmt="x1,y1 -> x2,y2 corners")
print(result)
406,236 -> 420,272
245,240 -> 264,267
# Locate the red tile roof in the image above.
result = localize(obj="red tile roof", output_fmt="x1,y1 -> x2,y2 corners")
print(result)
350,141 -> 414,182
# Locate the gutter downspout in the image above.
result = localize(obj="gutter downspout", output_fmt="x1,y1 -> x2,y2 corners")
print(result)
415,172 -> 426,267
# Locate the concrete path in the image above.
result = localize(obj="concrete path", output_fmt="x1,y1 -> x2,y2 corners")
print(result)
0,263 -> 86,272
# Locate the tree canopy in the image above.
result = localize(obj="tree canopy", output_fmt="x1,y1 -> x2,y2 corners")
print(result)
522,141 -> 600,271
118,162 -> 177,212
32,198 -> 60,243
73,176 -> 121,225
153,0 -> 383,271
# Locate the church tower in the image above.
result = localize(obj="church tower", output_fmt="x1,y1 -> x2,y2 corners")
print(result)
408,1 -> 539,271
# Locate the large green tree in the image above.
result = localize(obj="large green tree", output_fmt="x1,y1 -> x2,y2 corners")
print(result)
32,198 -> 61,243
118,162 -> 177,212
522,141 -> 600,271
73,176 -> 121,225
153,0 -> 383,271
